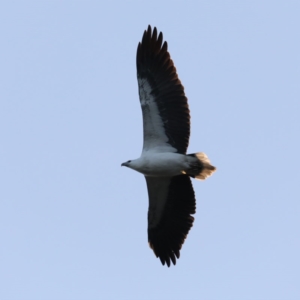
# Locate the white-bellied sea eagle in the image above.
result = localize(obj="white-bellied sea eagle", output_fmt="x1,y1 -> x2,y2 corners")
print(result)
121,25 -> 216,267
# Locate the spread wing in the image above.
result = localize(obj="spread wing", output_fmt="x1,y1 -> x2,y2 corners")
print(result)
145,175 -> 196,267
137,25 -> 190,154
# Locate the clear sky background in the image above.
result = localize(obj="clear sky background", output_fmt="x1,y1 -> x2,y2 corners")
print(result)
0,1 -> 299,300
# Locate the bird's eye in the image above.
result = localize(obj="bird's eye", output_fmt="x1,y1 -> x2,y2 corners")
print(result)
128,160 -> 131,163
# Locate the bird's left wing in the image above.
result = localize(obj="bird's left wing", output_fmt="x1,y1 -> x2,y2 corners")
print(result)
137,26 -> 190,154
145,175 -> 196,267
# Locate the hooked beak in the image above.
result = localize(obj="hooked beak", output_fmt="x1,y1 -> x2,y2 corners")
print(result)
121,162 -> 128,167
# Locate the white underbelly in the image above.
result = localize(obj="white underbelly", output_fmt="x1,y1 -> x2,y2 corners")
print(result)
138,153 -> 188,177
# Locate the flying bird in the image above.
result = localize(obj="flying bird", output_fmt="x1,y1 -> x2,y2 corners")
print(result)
122,25 -> 216,267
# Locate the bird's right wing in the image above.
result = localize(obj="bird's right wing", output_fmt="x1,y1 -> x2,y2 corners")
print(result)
145,175 -> 196,267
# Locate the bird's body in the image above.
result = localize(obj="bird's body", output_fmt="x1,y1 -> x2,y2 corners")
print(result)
123,152 -> 190,177
122,25 -> 216,267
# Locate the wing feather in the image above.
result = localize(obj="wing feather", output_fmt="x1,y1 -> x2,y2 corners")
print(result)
145,175 -> 196,267
137,25 -> 190,154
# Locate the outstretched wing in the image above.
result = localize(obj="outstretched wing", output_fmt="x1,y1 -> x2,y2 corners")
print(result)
145,175 -> 196,267
137,25 -> 190,154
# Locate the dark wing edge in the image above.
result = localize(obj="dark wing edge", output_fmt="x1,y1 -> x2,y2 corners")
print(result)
147,175 -> 196,267
137,25 -> 190,154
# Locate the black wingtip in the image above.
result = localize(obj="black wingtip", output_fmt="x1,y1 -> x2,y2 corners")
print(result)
147,176 -> 196,267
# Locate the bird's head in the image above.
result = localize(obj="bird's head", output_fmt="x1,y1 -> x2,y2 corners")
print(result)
121,160 -> 132,168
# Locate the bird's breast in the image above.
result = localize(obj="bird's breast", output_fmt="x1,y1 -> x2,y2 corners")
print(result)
136,153 -> 187,177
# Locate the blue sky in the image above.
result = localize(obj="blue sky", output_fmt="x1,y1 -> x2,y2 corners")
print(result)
0,1 -> 299,299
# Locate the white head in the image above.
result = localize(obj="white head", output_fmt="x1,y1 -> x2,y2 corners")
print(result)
121,160 -> 132,168
121,158 -> 142,172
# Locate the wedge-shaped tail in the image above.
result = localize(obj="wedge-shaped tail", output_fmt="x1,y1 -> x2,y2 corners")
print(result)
186,152 -> 216,180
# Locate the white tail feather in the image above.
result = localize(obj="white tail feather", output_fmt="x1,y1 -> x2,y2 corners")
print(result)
195,152 -> 216,180
187,152 -> 216,180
